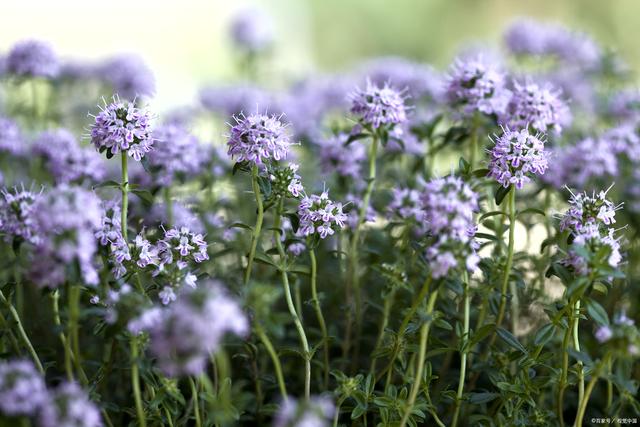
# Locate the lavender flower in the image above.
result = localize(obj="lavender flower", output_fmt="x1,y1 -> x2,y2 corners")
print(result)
503,19 -> 549,56
0,116 -> 25,156
445,56 -> 511,117
559,187 -> 620,234
90,96 -> 155,161
6,39 -> 59,78
388,187 -> 425,224
38,382 -> 102,427
562,223 -> 622,276
608,89 -> 640,121
345,193 -> 377,229
200,84 -> 276,117
155,226 -> 209,272
145,201 -> 205,233
29,185 -> 102,288
297,190 -> 348,239
421,176 -> 480,278
99,54 -> 155,100
273,396 -> 334,427
95,201 -> 130,278
500,80 -> 571,135
0,360 -> 48,417
33,129 -> 106,184
349,80 -> 408,129
488,127 -> 549,189
316,133 -> 366,179
602,123 -> 640,163
595,325 -> 613,343
130,281 -> 248,376
229,8 -> 274,53
0,187 -> 40,244
146,124 -> 206,186
227,113 -> 291,166
269,163 -> 304,199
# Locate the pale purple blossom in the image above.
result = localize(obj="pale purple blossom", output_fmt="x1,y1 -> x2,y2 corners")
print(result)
273,396 -> 334,427
316,133 -> 366,179
269,163 -> 304,199
562,223 -> 622,276
146,124 -> 206,186
559,187 -> 621,233
0,360 -> 48,417
229,8 -> 274,53
6,39 -> 59,78
595,325 -> 613,343
349,79 -> 408,129
0,116 -> 25,156
227,113 -> 291,166
297,190 -> 348,239
38,382 -> 102,427
0,187 -> 40,244
99,54 -> 155,100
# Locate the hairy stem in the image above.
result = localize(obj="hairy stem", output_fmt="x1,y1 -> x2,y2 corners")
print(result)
189,377 -> 202,427
68,284 -> 83,382
310,249 -> 330,389
121,153 -> 129,241
130,336 -> 147,427
0,290 -> 43,373
244,165 -> 264,286
452,273 -> 471,427
573,354 -> 611,427
495,187 -> 516,333
573,300 -> 584,405
557,303 -> 576,427
255,324 -> 288,400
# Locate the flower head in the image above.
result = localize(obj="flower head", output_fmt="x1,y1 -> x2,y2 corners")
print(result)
90,96 -> 155,161
273,395 -> 334,427
269,163 -> 304,199
445,56 -> 511,117
349,79 -> 408,129
227,113 -> 291,166
0,116 -> 25,156
297,190 -> 348,239
0,187 -> 41,244
229,8 -> 274,53
0,360 -> 48,417
488,127 -> 549,189
6,39 -> 59,78
200,84 -> 276,117
316,133 -> 366,179
38,382 -> 102,427
99,54 -> 155,100
562,223 -> 622,276
146,124 -> 206,186
500,80 -> 571,135
559,187 -> 621,234
388,187 -> 425,224
95,201 -> 130,278
33,129 -> 106,184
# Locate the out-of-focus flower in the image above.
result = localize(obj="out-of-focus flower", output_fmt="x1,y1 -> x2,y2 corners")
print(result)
273,395 -> 334,427
90,96 -> 155,161
504,19 -> 549,56
349,80 -> 408,129
99,54 -> 155,100
0,187 -> 40,244
388,187 -> 425,224
38,382 -> 102,427
445,56 -> 511,118
488,127 -> 549,189
500,80 -> 571,135
145,201 -> 205,234
95,201 -> 130,278
0,116 -> 25,156
595,325 -> 613,343
200,84 -> 277,117
297,190 -> 348,239
6,39 -> 59,78
0,360 -> 48,417
33,129 -> 106,184
229,8 -> 274,53
130,281 -> 248,377
316,133 -> 366,179
608,89 -> 640,121
602,123 -> 640,163
146,124 -> 206,186
227,113 -> 291,166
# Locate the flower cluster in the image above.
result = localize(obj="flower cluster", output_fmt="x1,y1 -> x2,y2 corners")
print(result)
421,176 -> 479,278
388,186 -> 425,224
500,80 -> 571,135
200,84 -> 276,117
227,113 -> 291,166
316,133 -> 366,179
146,124 -> 206,186
445,56 -> 511,117
229,8 -> 274,53
488,127 -> 549,189
268,162 -> 304,199
38,382 -> 102,427
0,360 -> 48,417
0,187 -> 40,244
95,201 -> 130,278
297,190 -> 348,239
349,79 -> 408,129
273,396 -> 335,427
33,129 -> 106,184
0,116 -> 25,156
90,97 -> 155,161
559,188 -> 620,233
99,54 -> 155,100
29,185 -> 103,288
5,40 -> 59,78
130,281 -> 248,376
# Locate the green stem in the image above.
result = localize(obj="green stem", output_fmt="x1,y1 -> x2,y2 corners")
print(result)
310,249 -> 330,389
399,289 -> 439,427
332,397 -> 346,427
0,310 -> 21,355
557,303 -> 576,427
0,290 -> 44,373
255,324 -> 288,400
130,336 -> 147,427
52,291 -> 73,381
244,165 -> 264,286
495,187 -> 516,333
452,274 -> 471,427
164,187 -> 173,227
573,354 -> 611,427
573,300 -> 584,405
469,117 -> 479,169
274,200 -> 311,399
369,287 -> 396,378
68,284 -> 82,381
121,153 -> 129,241
346,132 -> 379,361
189,377 -> 202,427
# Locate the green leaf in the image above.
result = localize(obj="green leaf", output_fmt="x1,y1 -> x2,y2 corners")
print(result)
494,185 -> 512,206
468,392 -> 499,404
472,168 -> 490,178
351,405 -> 366,420
253,252 -> 277,268
586,299 -> 609,326
469,323 -> 495,348
496,327 -> 527,354
230,222 -> 253,231
533,323 -> 555,347
480,211 -> 507,221
346,133 -> 369,145
93,180 -> 121,190
517,208 -> 546,218
131,189 -> 154,207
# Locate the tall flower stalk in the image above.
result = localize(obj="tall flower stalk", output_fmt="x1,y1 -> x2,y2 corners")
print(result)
309,248 -> 329,388
452,271 -> 471,427
244,165 -> 264,285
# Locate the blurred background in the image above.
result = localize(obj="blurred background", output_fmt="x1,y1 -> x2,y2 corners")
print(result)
2,0 -> 638,110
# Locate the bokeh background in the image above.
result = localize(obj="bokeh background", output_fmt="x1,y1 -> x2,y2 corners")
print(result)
2,0 -> 639,109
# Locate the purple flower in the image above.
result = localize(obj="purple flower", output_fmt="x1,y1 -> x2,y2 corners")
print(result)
273,395 -> 334,427
130,281 -> 248,377
38,382 -> 102,427
6,39 -> 59,78
269,163 -> 304,199
608,89 -> 640,121
0,116 -> 25,156
227,113 -> 291,166
316,133 -> 366,179
421,176 -> 480,278
345,193 -> 377,229
90,96 -> 155,161
297,190 -> 348,239
500,80 -> 571,135
562,223 -> 622,276
488,127 -> 549,189
145,201 -> 205,234
95,201 -> 130,278
388,187 -> 425,224
559,187 -> 621,234
200,84 -> 277,117
29,185 -> 102,288
229,7 -> 274,53
445,56 -> 511,117
349,79 -> 408,129
0,360 -> 48,417
595,325 -> 613,343
33,129 -> 106,185
0,187 -> 40,244
287,241 -> 306,256
146,124 -> 206,186
602,123 -> 640,163
504,19 -> 549,56
99,54 -> 155,100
